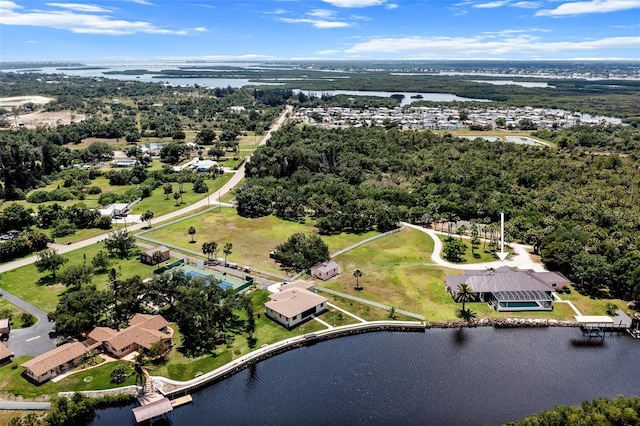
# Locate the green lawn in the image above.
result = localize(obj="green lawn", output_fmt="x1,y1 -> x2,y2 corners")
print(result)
150,290 -> 327,381
1,243 -> 157,312
141,208 -> 379,273
326,294 -> 415,322
0,356 -> 136,399
129,174 -> 233,217
560,286 -> 630,316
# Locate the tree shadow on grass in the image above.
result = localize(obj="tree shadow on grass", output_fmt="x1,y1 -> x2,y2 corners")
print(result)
36,275 -> 57,286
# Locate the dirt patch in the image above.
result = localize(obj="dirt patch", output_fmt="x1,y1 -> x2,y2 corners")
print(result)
13,111 -> 86,129
0,96 -> 54,107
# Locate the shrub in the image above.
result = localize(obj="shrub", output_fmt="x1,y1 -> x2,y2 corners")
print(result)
110,365 -> 128,384
19,312 -> 35,327
26,190 -> 50,203
87,186 -> 102,195
98,192 -> 119,206
48,188 -> 76,202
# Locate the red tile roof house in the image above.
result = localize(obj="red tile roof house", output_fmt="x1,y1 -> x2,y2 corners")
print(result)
21,314 -> 172,384
310,260 -> 341,281
266,281 -> 328,329
22,341 -> 101,384
87,314 -> 173,358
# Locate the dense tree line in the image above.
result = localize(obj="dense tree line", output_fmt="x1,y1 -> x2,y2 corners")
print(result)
242,124 -> 640,301
506,395 -> 640,426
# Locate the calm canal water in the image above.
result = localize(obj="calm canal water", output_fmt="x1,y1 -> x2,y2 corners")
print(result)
92,328 -> 640,426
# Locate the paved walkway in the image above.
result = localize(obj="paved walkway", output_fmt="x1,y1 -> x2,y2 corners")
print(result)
328,302 -> 366,323
553,293 -> 582,316
311,315 -> 333,329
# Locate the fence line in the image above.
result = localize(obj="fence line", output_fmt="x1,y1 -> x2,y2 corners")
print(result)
314,286 -> 425,321
330,225 -> 404,259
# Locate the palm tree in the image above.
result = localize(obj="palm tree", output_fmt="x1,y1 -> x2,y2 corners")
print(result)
133,353 -> 146,388
457,224 -> 467,241
188,226 -> 196,243
454,283 -> 475,312
456,308 -> 477,324
353,269 -> 363,290
173,192 -> 181,206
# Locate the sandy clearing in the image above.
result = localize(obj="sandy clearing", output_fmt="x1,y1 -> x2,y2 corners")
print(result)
0,96 -> 55,107
13,110 -> 86,128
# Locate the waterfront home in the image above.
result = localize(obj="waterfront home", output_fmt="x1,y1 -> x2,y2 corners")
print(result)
266,284 -> 328,329
140,245 -> 170,266
87,313 -> 172,358
311,260 -> 341,281
22,341 -> 101,383
445,266 -> 569,312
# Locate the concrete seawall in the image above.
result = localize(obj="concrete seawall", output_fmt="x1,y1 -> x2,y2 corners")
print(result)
154,320 -> 426,398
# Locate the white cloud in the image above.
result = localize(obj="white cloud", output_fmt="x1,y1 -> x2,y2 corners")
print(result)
193,27 -> 208,32
0,3 -> 197,35
344,34 -> 640,58
279,17 -> 352,28
46,3 -> 111,13
511,1 -> 540,8
536,0 -> 640,16
317,49 -> 341,55
307,9 -> 336,18
193,3 -> 216,9
126,0 -> 153,5
322,0 -> 386,7
0,1 -> 21,10
26,39 -> 38,43
474,0 -> 510,8
385,3 -> 399,8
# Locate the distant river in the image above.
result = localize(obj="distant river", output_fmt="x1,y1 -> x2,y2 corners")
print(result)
92,328 -> 640,426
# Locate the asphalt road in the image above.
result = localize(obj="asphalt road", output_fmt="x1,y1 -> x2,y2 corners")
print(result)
2,290 -> 56,358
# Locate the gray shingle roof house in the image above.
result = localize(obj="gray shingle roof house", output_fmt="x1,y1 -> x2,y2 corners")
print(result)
445,267 -> 570,312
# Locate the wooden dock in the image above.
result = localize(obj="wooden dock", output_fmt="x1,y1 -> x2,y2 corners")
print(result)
171,395 -> 193,407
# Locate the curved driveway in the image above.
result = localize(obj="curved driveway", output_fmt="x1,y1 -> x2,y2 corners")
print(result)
0,105 -> 293,358
402,222 -> 547,272
2,290 -> 56,357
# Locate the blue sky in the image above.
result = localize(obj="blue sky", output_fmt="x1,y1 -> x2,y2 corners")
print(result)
1,0 -> 639,61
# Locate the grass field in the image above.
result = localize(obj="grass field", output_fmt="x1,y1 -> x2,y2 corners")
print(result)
142,208 -> 379,273
129,174 -> 233,217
